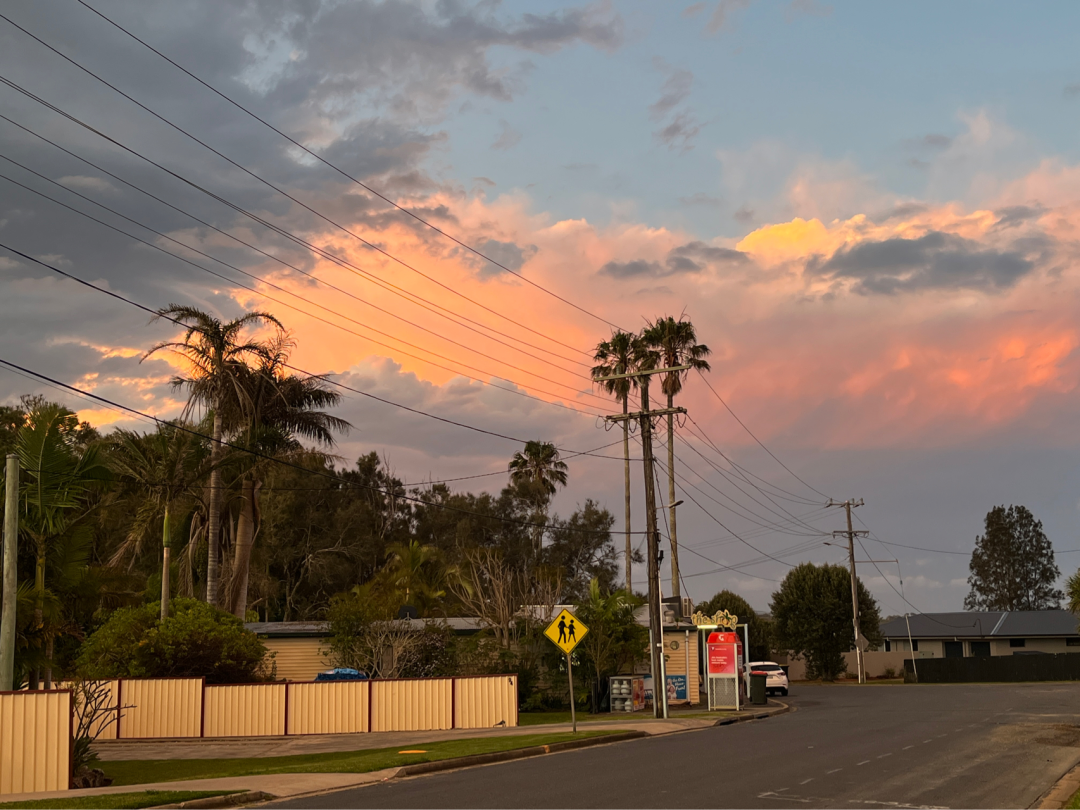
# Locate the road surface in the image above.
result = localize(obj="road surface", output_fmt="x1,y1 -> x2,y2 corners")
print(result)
269,682 -> 1080,808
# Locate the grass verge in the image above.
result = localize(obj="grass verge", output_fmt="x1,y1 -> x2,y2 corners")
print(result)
104,731 -> 617,787
1066,786 -> 1080,809
519,709 -> 731,726
0,790 -> 238,809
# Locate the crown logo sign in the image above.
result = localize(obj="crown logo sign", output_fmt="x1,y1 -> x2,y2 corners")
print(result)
691,609 -> 738,629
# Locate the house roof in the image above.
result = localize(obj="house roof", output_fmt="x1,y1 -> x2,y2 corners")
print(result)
880,610 -> 1080,639
245,617 -> 484,638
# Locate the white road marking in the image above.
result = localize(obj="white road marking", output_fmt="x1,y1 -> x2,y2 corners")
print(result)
878,753 -> 892,758
800,778 -> 814,785
923,739 -> 933,743
850,800 -> 950,809
827,768 -> 843,775
858,760 -> 871,766
902,745 -> 913,750
758,792 -> 812,803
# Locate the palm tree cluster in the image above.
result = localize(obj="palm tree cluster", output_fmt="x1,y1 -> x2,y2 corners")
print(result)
0,306 -> 629,688
592,315 -> 710,599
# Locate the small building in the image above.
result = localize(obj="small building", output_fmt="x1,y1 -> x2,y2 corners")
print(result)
246,618 -> 484,681
631,605 -> 701,705
880,610 -> 1080,658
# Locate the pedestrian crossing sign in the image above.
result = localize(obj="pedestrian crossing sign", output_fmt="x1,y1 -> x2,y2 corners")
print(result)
544,608 -> 589,654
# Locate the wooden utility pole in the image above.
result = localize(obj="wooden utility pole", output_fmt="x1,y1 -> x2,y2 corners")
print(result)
598,364 -> 688,718
828,498 -> 867,684
0,454 -> 18,691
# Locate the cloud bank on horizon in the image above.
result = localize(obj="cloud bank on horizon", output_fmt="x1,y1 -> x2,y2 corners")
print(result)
3,0 -> 1080,613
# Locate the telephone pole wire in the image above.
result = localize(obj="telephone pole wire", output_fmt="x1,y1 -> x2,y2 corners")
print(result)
828,497 -> 868,684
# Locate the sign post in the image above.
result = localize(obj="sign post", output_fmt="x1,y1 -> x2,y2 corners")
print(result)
544,608 -> 590,733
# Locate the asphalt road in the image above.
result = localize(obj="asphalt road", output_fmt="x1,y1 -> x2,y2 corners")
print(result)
268,683 -> 1080,808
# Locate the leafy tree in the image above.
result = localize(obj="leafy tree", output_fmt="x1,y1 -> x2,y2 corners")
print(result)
16,402 -> 110,686
543,500 -> 619,602
698,589 -> 772,660
76,598 -> 271,684
965,504 -> 1062,611
642,315 -> 710,601
592,331 -> 647,592
377,539 -> 448,616
222,334 -> 349,618
576,578 -> 648,711
508,440 -> 568,557
145,305 -> 283,608
770,562 -> 882,681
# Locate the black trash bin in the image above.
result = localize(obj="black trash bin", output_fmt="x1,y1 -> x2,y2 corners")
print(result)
749,672 -> 767,705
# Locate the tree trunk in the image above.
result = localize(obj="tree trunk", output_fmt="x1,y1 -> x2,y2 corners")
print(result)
230,478 -> 262,619
205,407 -> 224,607
43,635 -> 53,689
622,395 -> 632,594
34,552 -> 46,689
161,503 -> 171,622
667,393 -> 680,601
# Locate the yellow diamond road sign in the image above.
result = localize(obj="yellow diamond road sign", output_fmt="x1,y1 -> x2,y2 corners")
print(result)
544,608 -> 589,655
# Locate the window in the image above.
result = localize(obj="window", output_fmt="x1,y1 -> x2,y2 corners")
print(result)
884,639 -> 891,652
1067,638 -> 1080,647
912,639 -> 919,652
1009,638 -> 1026,648
970,641 -> 991,657
944,641 -> 963,658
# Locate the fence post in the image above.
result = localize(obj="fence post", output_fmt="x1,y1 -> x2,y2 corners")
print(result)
451,677 -> 456,730
283,682 -> 290,737
200,677 -> 206,738
116,679 -> 123,739
367,679 -> 373,733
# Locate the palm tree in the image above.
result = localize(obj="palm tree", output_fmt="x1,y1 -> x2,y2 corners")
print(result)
508,440 -> 568,557
144,305 -> 282,607
107,423 -> 209,620
16,403 -> 110,686
380,539 -> 447,616
642,315 -> 711,601
592,331 -> 648,593
225,333 -> 350,618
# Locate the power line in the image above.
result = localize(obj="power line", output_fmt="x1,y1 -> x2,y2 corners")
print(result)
0,356 -> 651,537
0,15 -> 601,357
695,370 -> 832,500
72,0 -> 627,333
0,175 -> 612,420
0,243 -> 632,461
0,112 -> 594,376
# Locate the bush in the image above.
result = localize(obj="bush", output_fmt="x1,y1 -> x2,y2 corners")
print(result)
76,598 -> 273,684
882,667 -> 897,679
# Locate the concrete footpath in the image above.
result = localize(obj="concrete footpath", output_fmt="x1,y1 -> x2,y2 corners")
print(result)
1,704 -> 789,805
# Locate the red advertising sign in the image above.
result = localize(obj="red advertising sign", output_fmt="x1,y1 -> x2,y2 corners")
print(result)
707,642 -> 737,676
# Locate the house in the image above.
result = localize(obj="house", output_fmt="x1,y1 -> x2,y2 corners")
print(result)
246,617 -> 484,681
880,610 -> 1080,658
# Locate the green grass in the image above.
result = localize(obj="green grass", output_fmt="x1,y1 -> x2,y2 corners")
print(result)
0,790 -> 238,809
102,731 -> 616,787
519,708 -> 726,726
1066,787 -> 1080,810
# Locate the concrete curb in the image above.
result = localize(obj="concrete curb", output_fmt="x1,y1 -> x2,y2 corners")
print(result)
149,790 -> 276,809
395,730 -> 649,778
1033,761 -> 1080,809
713,699 -> 792,727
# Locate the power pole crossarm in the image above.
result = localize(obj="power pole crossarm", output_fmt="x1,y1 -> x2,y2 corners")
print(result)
828,498 -> 866,684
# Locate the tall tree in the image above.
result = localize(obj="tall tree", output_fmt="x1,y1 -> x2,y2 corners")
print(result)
16,402 -> 110,686
224,333 -> 349,618
145,305 -> 282,607
508,440 -> 568,557
771,562 -> 882,681
543,500 -> 619,602
965,504 -> 1062,611
592,330 -> 645,593
106,424 -> 208,620
641,315 -> 710,601
698,589 -> 772,661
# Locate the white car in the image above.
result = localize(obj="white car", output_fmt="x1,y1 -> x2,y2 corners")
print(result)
749,661 -> 789,696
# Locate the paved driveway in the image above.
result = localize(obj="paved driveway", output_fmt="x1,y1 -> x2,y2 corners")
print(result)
268,682 -> 1080,808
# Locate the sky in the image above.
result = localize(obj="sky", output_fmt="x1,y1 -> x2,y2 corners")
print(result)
2,0 -> 1080,615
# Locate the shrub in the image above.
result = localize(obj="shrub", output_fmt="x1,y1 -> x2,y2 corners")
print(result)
882,667 -> 897,679
76,598 -> 273,684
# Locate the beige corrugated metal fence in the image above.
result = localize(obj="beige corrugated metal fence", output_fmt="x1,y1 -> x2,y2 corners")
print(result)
204,683 -> 286,737
455,675 -> 518,729
0,690 -> 71,795
371,677 -> 452,732
119,678 -> 203,739
287,680 -> 369,735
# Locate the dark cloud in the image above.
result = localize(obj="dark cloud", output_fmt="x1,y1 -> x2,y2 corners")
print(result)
902,133 -> 952,152
1064,83 -> 1080,98
993,204 -> 1045,230
679,192 -> 723,208
733,206 -> 755,225
471,238 -> 538,277
882,202 -> 930,221
650,58 -> 700,152
650,63 -> 693,119
600,241 -> 750,278
812,231 -> 1039,295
